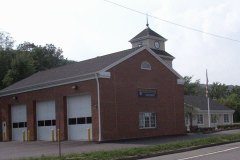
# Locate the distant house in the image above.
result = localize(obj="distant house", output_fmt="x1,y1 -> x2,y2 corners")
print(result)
184,95 -> 235,129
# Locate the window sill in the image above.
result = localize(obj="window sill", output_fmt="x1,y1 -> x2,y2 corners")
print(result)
139,127 -> 156,129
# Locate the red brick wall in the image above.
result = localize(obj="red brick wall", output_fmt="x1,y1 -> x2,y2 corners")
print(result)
0,80 -> 99,141
99,49 -> 185,140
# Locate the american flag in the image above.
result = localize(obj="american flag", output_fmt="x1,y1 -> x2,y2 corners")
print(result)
206,69 -> 208,97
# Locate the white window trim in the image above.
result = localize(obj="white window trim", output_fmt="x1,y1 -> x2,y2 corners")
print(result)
141,61 -> 152,70
211,114 -> 217,124
197,114 -> 204,125
223,114 -> 230,123
139,112 -> 156,129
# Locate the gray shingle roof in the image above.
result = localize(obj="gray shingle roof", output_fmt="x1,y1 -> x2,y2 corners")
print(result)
184,95 -> 234,111
151,49 -> 174,58
0,47 -> 140,94
129,27 -> 166,42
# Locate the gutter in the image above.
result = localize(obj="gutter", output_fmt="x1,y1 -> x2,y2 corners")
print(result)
95,73 -> 102,142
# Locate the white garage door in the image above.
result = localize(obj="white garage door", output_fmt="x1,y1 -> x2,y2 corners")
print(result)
36,100 -> 56,141
67,95 -> 92,140
11,104 -> 27,141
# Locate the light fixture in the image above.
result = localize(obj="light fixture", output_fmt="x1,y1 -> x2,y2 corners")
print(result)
12,96 -> 18,100
71,85 -> 78,90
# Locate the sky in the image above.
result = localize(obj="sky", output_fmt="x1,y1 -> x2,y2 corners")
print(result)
0,0 -> 240,85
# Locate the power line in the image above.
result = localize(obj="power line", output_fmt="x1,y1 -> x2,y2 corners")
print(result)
103,0 -> 240,43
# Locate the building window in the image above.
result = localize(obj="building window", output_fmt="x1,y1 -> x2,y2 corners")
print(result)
141,61 -> 151,70
211,114 -> 217,123
197,114 -> 203,124
139,112 -> 156,129
224,114 -> 229,123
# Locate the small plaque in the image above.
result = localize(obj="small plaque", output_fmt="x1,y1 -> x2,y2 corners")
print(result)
138,89 -> 157,97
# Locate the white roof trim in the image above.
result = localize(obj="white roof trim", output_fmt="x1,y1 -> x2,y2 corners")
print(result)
99,47 -> 146,72
159,54 -> 175,60
146,47 -> 183,79
177,79 -> 185,85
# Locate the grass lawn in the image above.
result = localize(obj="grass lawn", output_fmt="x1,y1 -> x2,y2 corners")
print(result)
22,133 -> 240,160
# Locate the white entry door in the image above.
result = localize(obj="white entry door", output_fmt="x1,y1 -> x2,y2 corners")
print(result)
11,104 -> 27,141
36,100 -> 56,141
67,95 -> 92,140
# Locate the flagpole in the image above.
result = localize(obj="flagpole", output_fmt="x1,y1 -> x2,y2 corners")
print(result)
206,69 -> 211,127
207,96 -> 210,127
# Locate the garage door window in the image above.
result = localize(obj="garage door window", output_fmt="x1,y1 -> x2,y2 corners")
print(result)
69,118 -> 77,125
77,117 -> 85,124
37,120 -> 56,127
69,117 -> 92,125
86,117 -> 92,123
12,122 -> 27,128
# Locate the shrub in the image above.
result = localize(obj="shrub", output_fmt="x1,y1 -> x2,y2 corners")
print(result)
217,124 -> 240,130
197,127 -> 215,133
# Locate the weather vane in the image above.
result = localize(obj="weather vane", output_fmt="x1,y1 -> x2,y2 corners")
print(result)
146,13 -> 149,27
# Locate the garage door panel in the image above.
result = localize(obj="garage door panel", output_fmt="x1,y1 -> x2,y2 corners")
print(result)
67,95 -> 92,140
11,104 -> 27,141
12,104 -> 27,122
37,126 -> 56,141
36,100 -> 56,141
68,125 -> 92,140
67,95 -> 91,117
12,128 -> 27,141
36,101 -> 55,120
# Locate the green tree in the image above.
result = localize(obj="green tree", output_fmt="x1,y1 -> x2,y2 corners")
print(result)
17,42 -> 36,51
2,52 -> 35,86
231,86 -> 240,98
0,50 -> 15,89
218,86 -> 240,122
0,32 -> 76,88
30,43 -> 69,71
209,82 -> 228,99
184,76 -> 204,96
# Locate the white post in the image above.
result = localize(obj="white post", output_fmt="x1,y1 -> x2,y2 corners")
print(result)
207,97 -> 211,127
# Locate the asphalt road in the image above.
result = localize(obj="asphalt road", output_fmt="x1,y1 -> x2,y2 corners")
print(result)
0,129 -> 239,160
141,142 -> 240,160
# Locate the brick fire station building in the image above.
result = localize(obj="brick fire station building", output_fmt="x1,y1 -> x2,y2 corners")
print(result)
0,26 -> 185,142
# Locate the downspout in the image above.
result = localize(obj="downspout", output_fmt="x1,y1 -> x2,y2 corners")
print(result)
95,73 -> 102,142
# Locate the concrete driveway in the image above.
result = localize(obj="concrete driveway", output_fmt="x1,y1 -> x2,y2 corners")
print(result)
0,129 -> 239,160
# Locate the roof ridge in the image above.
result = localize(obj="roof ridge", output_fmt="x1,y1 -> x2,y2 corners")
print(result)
129,27 -> 166,42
